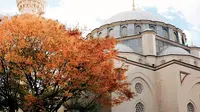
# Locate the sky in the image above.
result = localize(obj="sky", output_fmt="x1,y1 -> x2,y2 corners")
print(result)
0,0 -> 200,46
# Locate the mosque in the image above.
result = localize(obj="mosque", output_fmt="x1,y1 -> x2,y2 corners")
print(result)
4,0 -> 200,112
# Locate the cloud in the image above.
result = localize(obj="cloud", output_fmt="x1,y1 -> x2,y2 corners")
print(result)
136,0 -> 200,46
160,12 -> 175,21
137,0 -> 200,26
0,7 -> 17,15
1,0 -> 200,46
44,0 -> 134,29
44,0 -> 200,45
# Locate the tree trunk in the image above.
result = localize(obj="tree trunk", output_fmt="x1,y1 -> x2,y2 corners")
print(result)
8,104 -> 16,112
8,99 -> 17,112
9,108 -> 15,112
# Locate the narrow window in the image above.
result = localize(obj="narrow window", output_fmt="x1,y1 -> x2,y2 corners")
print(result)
174,32 -> 179,43
121,26 -> 127,37
187,102 -> 195,112
149,25 -> 156,32
97,32 -> 102,37
108,28 -> 114,37
135,25 -> 142,35
182,36 -> 185,45
163,28 -> 169,39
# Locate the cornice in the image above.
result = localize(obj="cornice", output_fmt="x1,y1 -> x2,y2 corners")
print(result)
119,56 -> 200,71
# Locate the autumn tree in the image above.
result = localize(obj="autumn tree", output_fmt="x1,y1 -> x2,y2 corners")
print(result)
0,14 -> 134,112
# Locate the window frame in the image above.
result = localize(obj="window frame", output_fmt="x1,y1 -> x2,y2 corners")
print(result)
173,31 -> 179,43
149,24 -> 156,32
187,102 -> 195,112
135,25 -> 142,35
97,32 -> 102,37
108,28 -> 114,37
120,25 -> 128,37
163,27 -> 169,39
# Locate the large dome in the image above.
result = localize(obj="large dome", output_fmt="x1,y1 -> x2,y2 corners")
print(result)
104,9 -> 166,25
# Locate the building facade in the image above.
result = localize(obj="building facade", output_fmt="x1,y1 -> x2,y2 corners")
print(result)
13,0 -> 200,112
87,4 -> 200,112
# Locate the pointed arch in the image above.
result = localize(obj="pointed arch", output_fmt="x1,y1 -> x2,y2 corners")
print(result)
133,99 -> 146,112
187,101 -> 196,112
135,102 -> 145,112
129,72 -> 155,95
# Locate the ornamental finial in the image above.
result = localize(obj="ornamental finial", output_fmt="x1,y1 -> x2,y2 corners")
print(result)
132,0 -> 135,10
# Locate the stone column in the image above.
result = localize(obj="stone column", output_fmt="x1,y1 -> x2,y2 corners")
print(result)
141,29 -> 157,56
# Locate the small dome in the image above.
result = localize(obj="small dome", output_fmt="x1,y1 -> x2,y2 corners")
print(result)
104,9 -> 166,25
160,46 -> 190,55
115,44 -> 134,52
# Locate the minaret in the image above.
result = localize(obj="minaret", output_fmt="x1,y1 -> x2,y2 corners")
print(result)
17,0 -> 45,15
132,0 -> 135,10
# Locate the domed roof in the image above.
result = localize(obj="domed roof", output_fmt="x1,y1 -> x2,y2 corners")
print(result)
104,9 -> 166,25
115,44 -> 134,52
160,46 -> 190,55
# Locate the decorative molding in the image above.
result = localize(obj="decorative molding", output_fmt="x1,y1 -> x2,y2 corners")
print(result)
118,55 -> 200,71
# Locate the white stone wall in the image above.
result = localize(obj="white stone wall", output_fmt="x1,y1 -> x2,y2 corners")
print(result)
155,64 -> 180,112
142,32 -> 156,55
112,62 -> 158,112
113,55 -> 200,112
88,20 -> 200,112
175,65 -> 200,112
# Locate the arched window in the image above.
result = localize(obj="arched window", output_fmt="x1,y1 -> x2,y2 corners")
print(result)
108,28 -> 114,37
163,28 -> 169,39
182,36 -> 185,45
150,26 -> 156,31
173,32 -> 179,43
121,26 -> 127,37
135,25 -> 142,35
135,83 -> 143,94
187,102 -> 195,112
135,102 -> 145,112
97,32 -> 102,37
